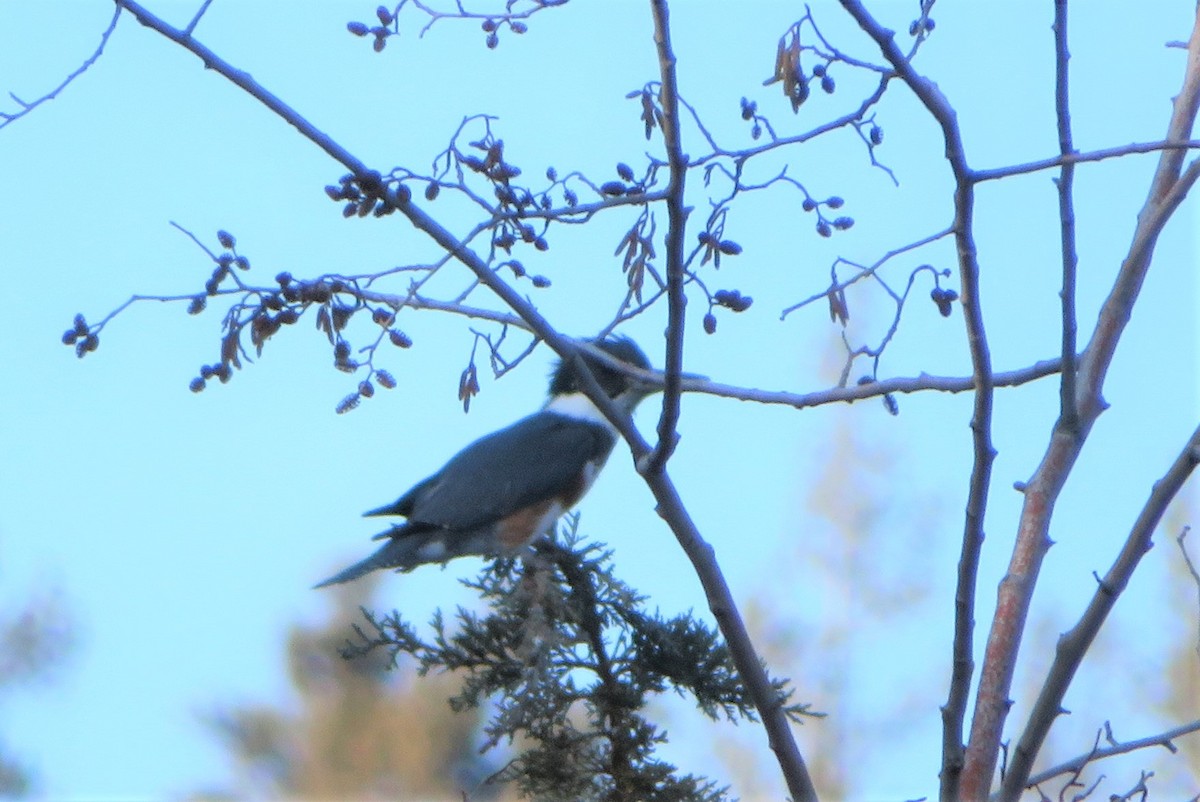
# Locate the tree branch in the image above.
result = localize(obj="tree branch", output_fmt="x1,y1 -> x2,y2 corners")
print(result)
973,138 -> 1200,182
695,355 -> 1061,409
999,423 -> 1200,800
831,5 -> 998,798
1008,718 -> 1200,797
646,0 -> 690,475
183,0 -> 214,36
970,6 -> 1200,800
1053,0 -> 1079,434
1178,526 -> 1200,659
110,3 -> 816,799
1,6 -> 121,131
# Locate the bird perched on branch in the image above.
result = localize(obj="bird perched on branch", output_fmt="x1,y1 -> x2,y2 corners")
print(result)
316,337 -> 692,588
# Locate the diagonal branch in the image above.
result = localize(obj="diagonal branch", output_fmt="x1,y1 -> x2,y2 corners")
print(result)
1,6 -> 121,131
1015,718 -> 1200,794
999,423 -> 1200,800
110,3 -> 816,799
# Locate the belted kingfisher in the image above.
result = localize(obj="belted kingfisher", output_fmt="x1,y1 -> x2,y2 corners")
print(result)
316,337 -> 686,588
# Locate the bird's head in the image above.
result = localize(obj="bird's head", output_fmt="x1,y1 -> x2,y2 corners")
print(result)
547,337 -> 704,416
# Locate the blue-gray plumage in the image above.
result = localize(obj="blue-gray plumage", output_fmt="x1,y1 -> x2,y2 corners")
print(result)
315,337 -> 664,588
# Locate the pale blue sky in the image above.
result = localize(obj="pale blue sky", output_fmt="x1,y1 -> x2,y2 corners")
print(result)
1,1 -> 1197,799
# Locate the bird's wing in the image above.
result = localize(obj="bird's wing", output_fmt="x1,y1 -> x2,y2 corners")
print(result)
404,412 -> 615,532
363,474 -> 439,518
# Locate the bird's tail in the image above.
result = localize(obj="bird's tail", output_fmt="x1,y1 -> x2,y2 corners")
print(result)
313,536 -> 421,589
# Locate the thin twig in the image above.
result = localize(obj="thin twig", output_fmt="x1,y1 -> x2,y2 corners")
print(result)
779,225 -> 953,319
89,279 -> 1064,409
1178,527 -> 1200,659
1007,719 -> 1200,797
183,0 -> 214,36
701,355 -> 1058,409
1053,0 -> 1079,434
973,138 -> 1200,182
0,6 -> 121,131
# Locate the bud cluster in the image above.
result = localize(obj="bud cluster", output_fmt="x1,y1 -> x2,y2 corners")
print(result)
930,286 -> 959,317
445,136 -> 568,277
703,289 -> 755,336
61,313 -> 99,358
908,1 -> 936,39
348,4 -> 543,54
479,15 -> 528,50
346,6 -> 397,53
800,195 -> 854,239
325,171 -> 409,219
337,368 -> 398,415
458,361 -> 480,413
738,96 -> 767,141
636,87 -> 662,141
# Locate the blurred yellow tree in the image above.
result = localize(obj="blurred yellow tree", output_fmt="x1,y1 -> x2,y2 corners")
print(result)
0,581 -> 74,797
1157,506 -> 1200,794
190,577 -> 512,801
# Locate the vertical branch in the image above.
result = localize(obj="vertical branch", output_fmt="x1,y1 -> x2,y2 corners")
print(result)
941,184 -> 995,802
830,5 -> 995,799
963,7 -> 1200,800
1054,0 -> 1079,433
999,423 -> 1200,801
650,10 -> 815,802
647,0 -> 688,473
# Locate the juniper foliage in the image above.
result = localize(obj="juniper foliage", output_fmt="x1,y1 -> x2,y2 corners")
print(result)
342,519 -> 817,801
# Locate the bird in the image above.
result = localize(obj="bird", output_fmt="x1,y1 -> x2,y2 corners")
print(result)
315,337 -> 692,588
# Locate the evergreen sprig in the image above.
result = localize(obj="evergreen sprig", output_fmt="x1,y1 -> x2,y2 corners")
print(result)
343,517 -> 820,801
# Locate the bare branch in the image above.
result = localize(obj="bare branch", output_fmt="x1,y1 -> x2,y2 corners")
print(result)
1178,527 -> 1200,660
686,73 -> 893,168
1053,0 -> 1080,434
971,5 -> 1200,798
109,5 -> 817,799
183,0 -> 214,36
973,138 -> 1200,182
779,226 -> 953,319
1010,719 -> 1200,796
697,355 -> 1062,409
1108,770 -> 1153,802
403,0 -> 562,40
645,3 -> 817,799
1000,422 -> 1200,799
829,4 -> 997,797
0,6 -> 120,131
647,0 -> 690,476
